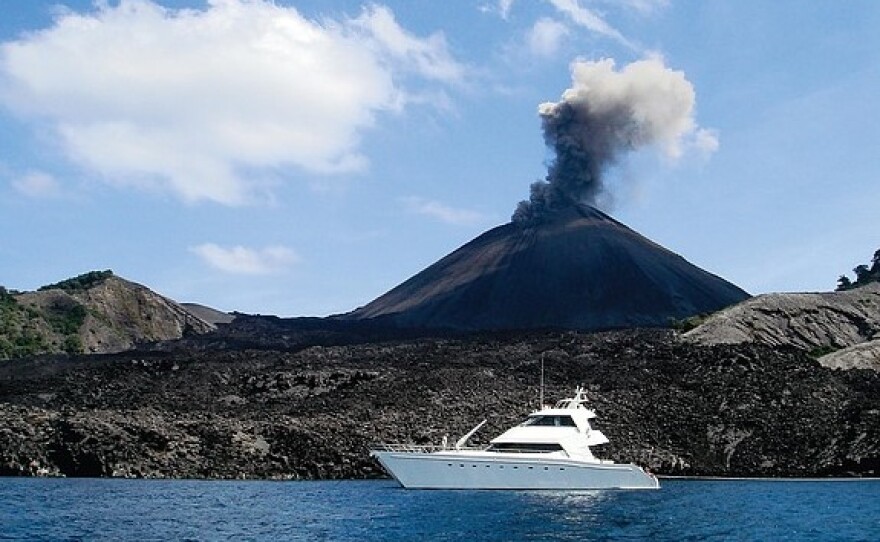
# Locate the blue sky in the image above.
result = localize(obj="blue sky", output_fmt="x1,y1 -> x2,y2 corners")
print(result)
1,0 -> 878,316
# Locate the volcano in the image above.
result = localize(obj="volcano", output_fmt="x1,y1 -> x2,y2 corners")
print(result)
346,205 -> 749,331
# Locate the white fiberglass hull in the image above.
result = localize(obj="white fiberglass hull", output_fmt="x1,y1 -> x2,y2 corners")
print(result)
371,451 -> 659,490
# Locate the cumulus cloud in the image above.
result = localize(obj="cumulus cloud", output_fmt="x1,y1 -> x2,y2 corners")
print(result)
0,0 -> 465,205
528,18 -> 569,57
401,196 -> 487,226
11,170 -> 62,198
190,243 -> 299,275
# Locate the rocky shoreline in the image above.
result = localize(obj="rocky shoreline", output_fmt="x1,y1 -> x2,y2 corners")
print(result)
2,329 -> 879,479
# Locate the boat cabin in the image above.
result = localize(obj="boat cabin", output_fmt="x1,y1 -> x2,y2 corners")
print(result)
486,387 -> 609,459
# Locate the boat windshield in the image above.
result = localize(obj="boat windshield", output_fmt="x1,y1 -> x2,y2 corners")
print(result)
521,415 -> 577,427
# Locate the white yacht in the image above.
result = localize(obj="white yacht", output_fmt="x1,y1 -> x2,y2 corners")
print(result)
371,387 -> 659,490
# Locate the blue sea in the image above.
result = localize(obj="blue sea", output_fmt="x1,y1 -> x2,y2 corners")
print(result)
1,478 -> 878,541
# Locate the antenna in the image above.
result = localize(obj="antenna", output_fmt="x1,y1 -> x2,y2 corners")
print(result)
539,353 -> 545,409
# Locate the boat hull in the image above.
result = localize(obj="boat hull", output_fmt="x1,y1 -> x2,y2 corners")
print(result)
371,451 -> 659,490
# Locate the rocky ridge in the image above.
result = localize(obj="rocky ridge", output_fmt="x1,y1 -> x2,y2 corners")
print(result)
820,339 -> 880,371
684,283 -> 880,368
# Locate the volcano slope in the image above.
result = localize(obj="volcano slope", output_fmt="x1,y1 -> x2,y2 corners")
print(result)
1,328 -> 878,479
346,205 -> 748,331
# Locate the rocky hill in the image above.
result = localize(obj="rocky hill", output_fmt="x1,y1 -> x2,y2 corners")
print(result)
1,329 -> 878,479
346,205 -> 748,331
684,283 -> 880,368
820,339 -> 880,371
0,271 -> 218,359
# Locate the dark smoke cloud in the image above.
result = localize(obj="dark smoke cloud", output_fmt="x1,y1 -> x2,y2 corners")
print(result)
513,57 -> 717,223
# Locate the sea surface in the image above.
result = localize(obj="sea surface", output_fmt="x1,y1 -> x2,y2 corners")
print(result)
1,478 -> 879,541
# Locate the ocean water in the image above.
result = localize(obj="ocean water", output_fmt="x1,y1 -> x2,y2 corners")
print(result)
1,478 -> 879,541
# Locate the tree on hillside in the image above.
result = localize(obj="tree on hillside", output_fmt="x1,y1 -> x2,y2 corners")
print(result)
836,248 -> 880,291
38,270 -> 114,293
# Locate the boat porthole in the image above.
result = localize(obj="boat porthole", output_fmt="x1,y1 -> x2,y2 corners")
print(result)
472,465 -> 477,468
513,466 -> 518,469
447,463 -> 452,467
460,464 -> 464,467
544,467 -> 549,470
528,466 -> 533,470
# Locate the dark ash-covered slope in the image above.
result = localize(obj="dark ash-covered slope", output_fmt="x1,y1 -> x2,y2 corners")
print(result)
346,205 -> 748,330
3,329 -> 879,479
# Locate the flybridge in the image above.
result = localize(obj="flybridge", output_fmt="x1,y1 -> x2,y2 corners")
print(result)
492,386 -> 610,449
524,386 -> 599,425
540,386 -> 598,416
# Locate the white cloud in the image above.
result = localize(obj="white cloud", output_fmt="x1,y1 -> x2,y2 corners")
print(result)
480,0 -> 515,20
692,128 -> 720,156
190,243 -> 299,275
541,0 -> 671,49
401,196 -> 487,226
11,170 -> 62,198
608,0 -> 669,16
528,18 -> 569,57
0,0 -> 465,205
546,0 -> 635,50
353,5 -> 465,84
500,0 -> 516,19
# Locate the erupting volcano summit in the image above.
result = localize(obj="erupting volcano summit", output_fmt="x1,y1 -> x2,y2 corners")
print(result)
347,57 -> 748,331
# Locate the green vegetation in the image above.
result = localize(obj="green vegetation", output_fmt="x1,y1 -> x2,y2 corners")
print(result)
836,249 -> 880,291
0,291 -> 51,359
0,284 -> 87,359
62,334 -> 84,355
808,345 -> 839,359
38,270 -> 114,293
668,313 -> 710,332
46,302 -> 87,336
43,301 -> 87,355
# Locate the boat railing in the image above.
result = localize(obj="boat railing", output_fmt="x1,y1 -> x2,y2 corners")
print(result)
485,447 -> 568,455
370,443 -> 482,453
371,443 -> 571,455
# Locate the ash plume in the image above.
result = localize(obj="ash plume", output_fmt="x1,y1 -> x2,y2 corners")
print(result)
513,57 -> 717,223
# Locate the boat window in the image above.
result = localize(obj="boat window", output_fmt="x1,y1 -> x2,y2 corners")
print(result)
521,415 -> 577,427
486,443 -> 564,453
